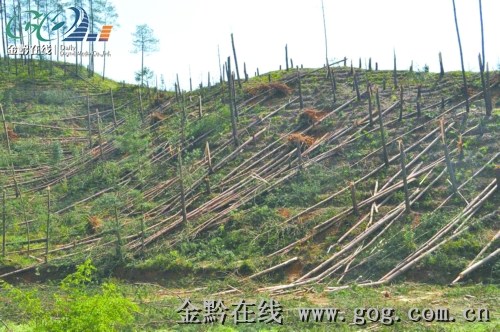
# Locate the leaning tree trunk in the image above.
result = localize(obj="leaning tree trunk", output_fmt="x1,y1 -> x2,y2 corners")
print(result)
452,0 -> 470,112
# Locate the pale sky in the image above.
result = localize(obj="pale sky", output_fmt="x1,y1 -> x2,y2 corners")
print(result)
93,0 -> 500,90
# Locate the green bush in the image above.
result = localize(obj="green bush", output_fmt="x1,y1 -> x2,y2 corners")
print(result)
137,250 -> 193,272
0,259 -> 138,331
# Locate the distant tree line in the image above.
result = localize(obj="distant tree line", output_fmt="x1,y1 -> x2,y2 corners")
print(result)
0,0 -> 118,78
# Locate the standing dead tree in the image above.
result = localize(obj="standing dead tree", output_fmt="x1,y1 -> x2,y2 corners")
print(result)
226,57 -> 239,147
376,89 -> 389,167
231,33 -> 242,89
451,0 -> 470,112
321,0 -> 329,68
393,50 -> 398,89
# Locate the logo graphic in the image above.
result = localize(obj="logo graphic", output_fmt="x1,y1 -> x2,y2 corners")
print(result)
6,6 -> 113,43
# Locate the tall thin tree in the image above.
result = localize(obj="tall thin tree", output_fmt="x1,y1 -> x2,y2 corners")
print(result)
478,0 -> 485,67
132,24 -> 159,87
321,0 -> 329,67
451,0 -> 470,112
0,0 -> 7,60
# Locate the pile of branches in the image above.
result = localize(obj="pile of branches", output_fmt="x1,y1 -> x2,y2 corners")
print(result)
244,82 -> 292,97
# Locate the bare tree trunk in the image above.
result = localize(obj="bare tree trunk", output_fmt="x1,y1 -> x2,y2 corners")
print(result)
227,57 -> 239,147
393,50 -> 398,89
478,0 -> 485,66
1,104 -> 20,197
321,0 -> 329,67
230,33 -> 242,89
440,119 -> 458,193
297,68 -> 303,109
376,89 -> 389,167
452,0 -> 470,112
218,44 -> 222,83
45,186 -> 50,263
439,52 -> 444,79
2,190 -> 5,257
285,44 -> 289,71
102,42 -> 107,79
178,147 -> 188,224
110,89 -> 117,126
399,141 -> 411,213
86,93 -> 93,148
350,182 -> 358,216
0,0 -> 6,60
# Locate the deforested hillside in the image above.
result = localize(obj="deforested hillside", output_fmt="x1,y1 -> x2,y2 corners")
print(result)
0,59 -> 499,331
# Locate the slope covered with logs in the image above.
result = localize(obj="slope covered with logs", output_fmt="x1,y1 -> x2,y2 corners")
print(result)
0,60 -> 498,292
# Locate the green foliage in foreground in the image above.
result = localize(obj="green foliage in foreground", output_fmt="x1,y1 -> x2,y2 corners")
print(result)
0,259 -> 139,332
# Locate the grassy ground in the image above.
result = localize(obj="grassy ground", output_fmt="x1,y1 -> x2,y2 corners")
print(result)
0,59 -> 498,331
0,280 -> 498,331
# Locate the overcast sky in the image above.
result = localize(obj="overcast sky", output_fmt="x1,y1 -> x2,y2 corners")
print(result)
94,0 -> 500,90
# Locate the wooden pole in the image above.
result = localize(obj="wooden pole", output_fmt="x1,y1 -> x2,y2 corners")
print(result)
178,147 -> 188,224
45,186 -> 50,263
244,62 -> 248,82
350,182 -> 358,216
376,89 -> 389,167
398,141 -> 411,213
452,0 -> 470,112
230,33 -> 242,89
2,190 -> 5,257
110,89 -> 117,127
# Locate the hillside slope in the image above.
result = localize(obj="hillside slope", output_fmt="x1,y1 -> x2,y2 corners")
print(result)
0,60 -> 498,293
